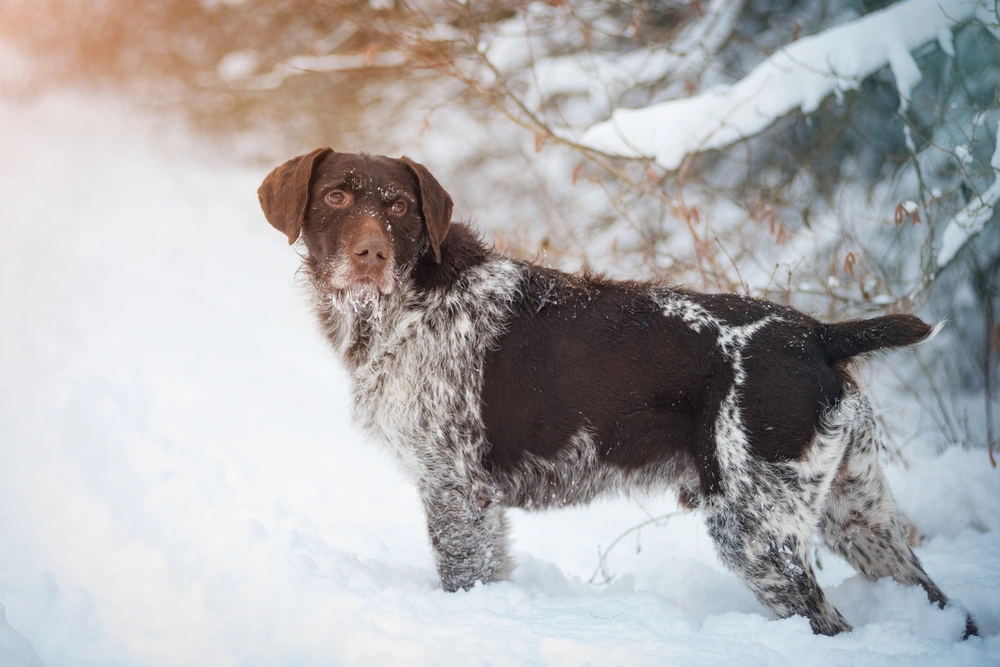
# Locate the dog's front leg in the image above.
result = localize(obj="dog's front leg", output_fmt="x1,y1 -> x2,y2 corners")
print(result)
420,479 -> 512,591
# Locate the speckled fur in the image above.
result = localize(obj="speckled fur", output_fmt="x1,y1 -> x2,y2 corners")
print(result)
819,396 -> 974,637
307,256 -> 958,634
263,150 -> 972,637
313,256 -> 968,634
496,427 -> 700,511
309,254 -> 525,590
704,390 -> 860,635
653,292 -> 854,634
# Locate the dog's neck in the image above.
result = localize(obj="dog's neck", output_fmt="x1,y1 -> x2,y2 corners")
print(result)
411,223 -> 491,292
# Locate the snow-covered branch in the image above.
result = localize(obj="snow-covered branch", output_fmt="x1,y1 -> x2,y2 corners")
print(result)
520,0 -> 745,107
936,118 -> 1000,268
217,51 -> 407,91
579,0 -> 983,169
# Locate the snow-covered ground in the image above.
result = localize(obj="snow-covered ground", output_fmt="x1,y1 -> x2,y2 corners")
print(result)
1,92 -> 998,667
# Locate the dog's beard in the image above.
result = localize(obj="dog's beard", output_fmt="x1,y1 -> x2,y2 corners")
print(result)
329,286 -> 385,319
317,259 -> 398,322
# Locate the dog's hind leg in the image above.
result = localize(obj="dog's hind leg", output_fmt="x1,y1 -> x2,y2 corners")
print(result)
706,495 -> 851,634
702,385 -> 853,635
819,394 -> 979,638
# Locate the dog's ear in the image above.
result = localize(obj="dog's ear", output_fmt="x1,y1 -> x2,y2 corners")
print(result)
400,156 -> 453,264
258,148 -> 333,245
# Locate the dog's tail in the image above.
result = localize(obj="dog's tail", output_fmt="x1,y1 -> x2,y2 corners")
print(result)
818,315 -> 942,365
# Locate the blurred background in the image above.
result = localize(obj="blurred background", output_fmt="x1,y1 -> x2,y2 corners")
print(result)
4,0 -> 997,452
1,1 -> 998,665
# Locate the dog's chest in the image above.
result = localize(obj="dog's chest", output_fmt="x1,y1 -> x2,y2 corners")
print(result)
351,305 -> 479,446
347,263 -> 523,476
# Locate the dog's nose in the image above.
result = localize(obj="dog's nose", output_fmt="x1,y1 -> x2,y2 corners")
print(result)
352,228 -> 390,268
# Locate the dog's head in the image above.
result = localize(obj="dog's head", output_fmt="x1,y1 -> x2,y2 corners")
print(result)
258,149 -> 453,298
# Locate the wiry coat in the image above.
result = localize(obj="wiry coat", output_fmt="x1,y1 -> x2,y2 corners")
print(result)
258,149 -> 976,638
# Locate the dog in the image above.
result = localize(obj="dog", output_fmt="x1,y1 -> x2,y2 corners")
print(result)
258,148 -> 977,638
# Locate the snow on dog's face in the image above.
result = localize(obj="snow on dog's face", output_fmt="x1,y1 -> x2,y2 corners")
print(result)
258,149 -> 453,303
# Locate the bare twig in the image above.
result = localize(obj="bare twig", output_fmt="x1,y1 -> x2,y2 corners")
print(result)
589,512 -> 681,585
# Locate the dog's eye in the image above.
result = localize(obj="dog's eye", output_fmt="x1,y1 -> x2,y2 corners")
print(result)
391,201 -> 407,215
325,191 -> 350,207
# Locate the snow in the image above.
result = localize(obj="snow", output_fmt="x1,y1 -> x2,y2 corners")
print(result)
936,118 -> 1000,268
936,28 -> 956,57
0,604 -> 43,667
216,51 -> 259,82
578,0 -> 982,169
1,92 -> 998,667
515,0 -> 743,109
0,39 -> 36,89
886,39 -> 921,113
955,144 -> 973,165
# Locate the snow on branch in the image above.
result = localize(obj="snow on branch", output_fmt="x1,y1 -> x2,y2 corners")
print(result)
936,118 -> 1000,268
578,0 -> 983,170
522,0 -> 745,105
217,51 -> 407,90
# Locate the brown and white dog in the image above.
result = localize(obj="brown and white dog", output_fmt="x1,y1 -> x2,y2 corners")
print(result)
258,148 -> 976,638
